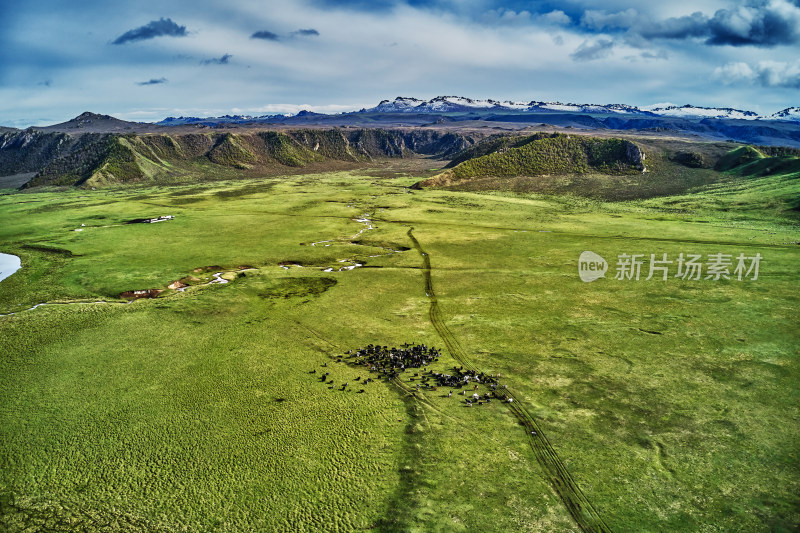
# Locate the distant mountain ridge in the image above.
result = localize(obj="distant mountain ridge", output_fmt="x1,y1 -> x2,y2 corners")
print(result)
2,96 -> 799,154
149,96 -> 799,127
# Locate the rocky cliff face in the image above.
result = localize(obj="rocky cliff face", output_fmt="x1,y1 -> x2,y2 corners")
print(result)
623,139 -> 646,170
0,130 -> 77,176
0,129 -> 479,188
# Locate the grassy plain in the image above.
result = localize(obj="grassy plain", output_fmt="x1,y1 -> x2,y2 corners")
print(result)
0,160 -> 798,531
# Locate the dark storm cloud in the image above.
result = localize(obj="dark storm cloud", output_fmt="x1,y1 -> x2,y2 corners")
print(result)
112,18 -> 187,45
136,77 -> 167,85
588,1 -> 800,47
570,38 -> 614,61
201,53 -> 232,65
706,1 -> 800,46
290,28 -> 320,37
299,0 -> 800,49
637,12 -> 709,40
251,30 -> 280,41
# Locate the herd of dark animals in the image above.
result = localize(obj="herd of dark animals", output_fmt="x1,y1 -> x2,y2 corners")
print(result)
310,343 -> 514,407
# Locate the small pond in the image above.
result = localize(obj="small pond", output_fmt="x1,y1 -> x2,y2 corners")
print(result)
0,253 -> 21,283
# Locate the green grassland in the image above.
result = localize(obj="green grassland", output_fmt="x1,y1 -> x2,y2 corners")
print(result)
0,149 -> 799,531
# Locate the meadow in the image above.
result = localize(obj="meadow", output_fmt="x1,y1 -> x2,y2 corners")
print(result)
0,159 -> 798,531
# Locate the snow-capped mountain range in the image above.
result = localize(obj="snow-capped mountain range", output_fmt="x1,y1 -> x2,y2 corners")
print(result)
366,96 -> 798,122
155,97 -> 799,126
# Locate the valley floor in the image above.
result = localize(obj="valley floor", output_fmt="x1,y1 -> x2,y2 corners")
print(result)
0,169 -> 798,531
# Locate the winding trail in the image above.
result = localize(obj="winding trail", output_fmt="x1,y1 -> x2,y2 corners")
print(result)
406,227 -> 613,533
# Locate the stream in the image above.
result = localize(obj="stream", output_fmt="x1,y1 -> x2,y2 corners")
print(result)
0,269 -> 249,318
310,213 -> 402,271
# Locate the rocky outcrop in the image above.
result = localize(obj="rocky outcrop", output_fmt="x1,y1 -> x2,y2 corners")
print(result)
623,139 -> 646,170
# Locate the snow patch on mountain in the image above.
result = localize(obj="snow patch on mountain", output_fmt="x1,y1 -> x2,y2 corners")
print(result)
769,107 -> 800,122
642,104 -> 759,120
372,97 -> 427,112
366,96 -> 800,121
528,102 -> 643,115
368,96 -> 656,116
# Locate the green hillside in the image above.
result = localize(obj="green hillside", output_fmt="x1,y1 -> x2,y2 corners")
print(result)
7,129 -> 475,189
715,145 -> 800,179
443,132 -> 554,168
426,134 -> 645,186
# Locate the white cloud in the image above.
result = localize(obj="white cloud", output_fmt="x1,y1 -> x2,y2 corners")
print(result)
713,61 -> 757,82
539,10 -> 572,26
714,60 -> 800,88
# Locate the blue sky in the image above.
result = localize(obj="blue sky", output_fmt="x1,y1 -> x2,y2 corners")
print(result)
1,0 -> 798,126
